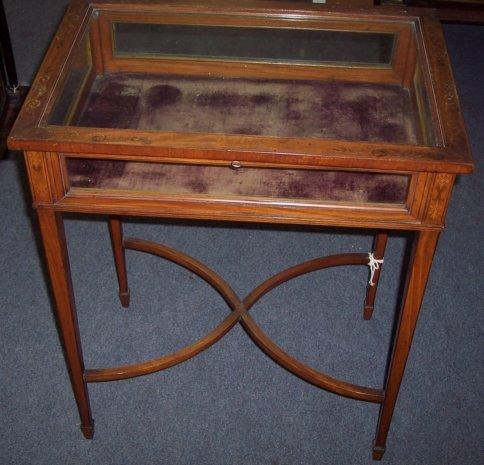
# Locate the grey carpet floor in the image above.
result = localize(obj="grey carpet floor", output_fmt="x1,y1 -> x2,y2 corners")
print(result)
1,2 -> 483,464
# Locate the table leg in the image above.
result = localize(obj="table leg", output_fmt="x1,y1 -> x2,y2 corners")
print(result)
372,230 -> 440,460
37,209 -> 94,438
108,216 -> 130,308
364,232 -> 388,320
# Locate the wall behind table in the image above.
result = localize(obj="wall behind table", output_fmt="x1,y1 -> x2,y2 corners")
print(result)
4,0 -> 69,85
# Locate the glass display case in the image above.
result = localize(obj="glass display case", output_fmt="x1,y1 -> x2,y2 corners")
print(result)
11,0 -> 472,215
8,1 -> 473,461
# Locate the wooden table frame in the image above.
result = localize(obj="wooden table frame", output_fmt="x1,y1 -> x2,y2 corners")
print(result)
8,1 -> 473,460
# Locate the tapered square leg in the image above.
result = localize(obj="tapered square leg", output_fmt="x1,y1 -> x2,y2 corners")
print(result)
372,230 -> 440,459
372,442 -> 386,461
37,209 -> 94,438
81,421 -> 95,439
108,216 -> 130,308
364,232 -> 388,320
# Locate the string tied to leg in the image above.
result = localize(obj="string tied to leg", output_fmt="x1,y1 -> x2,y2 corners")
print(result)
368,253 -> 384,286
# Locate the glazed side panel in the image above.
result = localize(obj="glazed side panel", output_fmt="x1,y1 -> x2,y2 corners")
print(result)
24,151 -> 455,231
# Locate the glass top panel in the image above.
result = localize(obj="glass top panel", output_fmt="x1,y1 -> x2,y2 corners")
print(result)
44,11 -> 436,147
113,22 -> 395,67
55,72 -> 419,145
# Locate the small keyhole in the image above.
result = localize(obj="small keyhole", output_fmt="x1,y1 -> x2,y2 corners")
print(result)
231,161 -> 242,170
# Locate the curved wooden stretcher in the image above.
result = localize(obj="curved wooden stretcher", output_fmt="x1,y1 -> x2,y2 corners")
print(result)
89,222 -> 387,406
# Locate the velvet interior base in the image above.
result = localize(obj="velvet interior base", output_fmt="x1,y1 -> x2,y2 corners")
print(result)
74,72 -> 418,144
69,72 -> 414,204
67,158 -> 409,205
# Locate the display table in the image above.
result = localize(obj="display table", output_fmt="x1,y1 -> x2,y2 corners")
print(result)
8,0 -> 474,460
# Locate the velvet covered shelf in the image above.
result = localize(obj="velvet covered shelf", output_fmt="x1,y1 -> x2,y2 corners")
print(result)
71,72 -> 419,144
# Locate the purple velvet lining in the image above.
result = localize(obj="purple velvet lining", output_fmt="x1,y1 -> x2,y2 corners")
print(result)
67,158 -> 409,204
75,72 -> 418,144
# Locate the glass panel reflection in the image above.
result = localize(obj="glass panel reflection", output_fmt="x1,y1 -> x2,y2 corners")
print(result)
66,158 -> 410,205
49,31 -> 92,126
114,23 -> 395,66
68,72 -> 418,144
